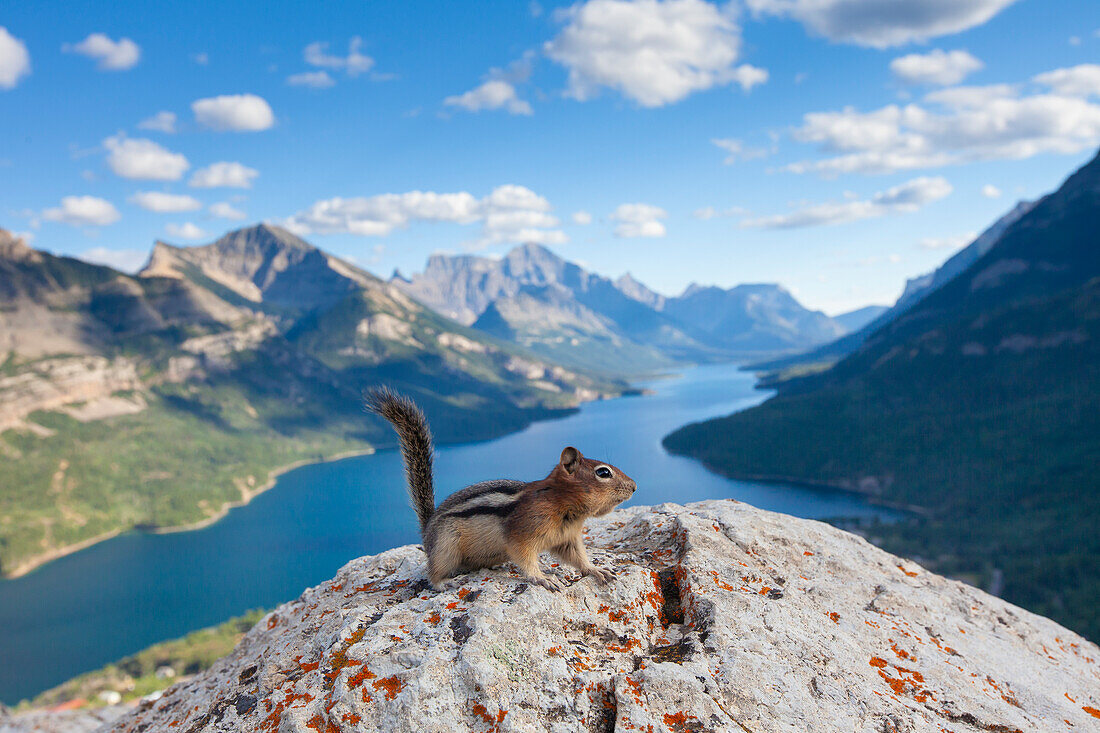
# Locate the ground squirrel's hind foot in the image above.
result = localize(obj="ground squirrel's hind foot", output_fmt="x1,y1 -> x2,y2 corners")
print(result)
585,566 -> 614,585
530,574 -> 563,592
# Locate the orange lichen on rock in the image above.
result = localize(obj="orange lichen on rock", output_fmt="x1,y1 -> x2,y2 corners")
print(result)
372,676 -> 405,701
709,570 -> 734,592
869,657 -> 889,669
897,564 -> 918,577
890,642 -> 914,661
347,665 -> 376,689
663,710 -> 700,730
425,612 -> 442,625
1082,705 -> 1100,719
346,582 -> 378,596
259,691 -> 314,733
804,551 -> 814,556
471,702 -> 507,730
324,627 -> 367,688
304,713 -> 337,733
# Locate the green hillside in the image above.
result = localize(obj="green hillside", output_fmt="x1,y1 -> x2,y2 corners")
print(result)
20,609 -> 267,710
0,226 -> 621,577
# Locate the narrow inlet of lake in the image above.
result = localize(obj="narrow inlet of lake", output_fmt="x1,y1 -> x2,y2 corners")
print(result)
0,362 -> 899,704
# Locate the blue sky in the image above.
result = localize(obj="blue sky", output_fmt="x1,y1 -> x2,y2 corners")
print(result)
2,0 -> 1098,314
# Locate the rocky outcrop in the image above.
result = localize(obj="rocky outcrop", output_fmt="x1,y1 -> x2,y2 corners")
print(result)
0,356 -> 143,432
110,500 -> 1099,732
0,705 -> 126,733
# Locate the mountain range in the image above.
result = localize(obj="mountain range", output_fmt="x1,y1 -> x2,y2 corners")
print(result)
755,199 -> 1037,373
664,148 -> 1100,640
0,225 -> 620,578
395,243 -> 864,373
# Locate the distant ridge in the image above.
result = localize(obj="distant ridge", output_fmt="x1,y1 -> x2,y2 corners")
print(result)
396,243 -> 850,370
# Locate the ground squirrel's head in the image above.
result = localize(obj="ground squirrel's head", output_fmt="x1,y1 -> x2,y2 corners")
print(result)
551,446 -> 636,516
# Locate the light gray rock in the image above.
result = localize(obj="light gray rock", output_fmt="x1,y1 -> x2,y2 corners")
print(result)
0,705 -> 126,733
109,500 -> 1100,732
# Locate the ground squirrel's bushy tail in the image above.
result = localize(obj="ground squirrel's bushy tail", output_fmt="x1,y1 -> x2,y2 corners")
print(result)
365,387 -> 435,533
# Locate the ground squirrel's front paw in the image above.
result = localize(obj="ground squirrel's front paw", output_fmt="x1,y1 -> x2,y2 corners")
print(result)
534,575 -> 563,592
587,567 -> 613,585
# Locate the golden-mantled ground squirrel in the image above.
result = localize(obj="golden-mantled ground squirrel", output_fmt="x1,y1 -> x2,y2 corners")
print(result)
366,388 -> 637,591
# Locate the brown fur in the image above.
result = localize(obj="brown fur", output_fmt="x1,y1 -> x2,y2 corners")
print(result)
366,389 -> 636,591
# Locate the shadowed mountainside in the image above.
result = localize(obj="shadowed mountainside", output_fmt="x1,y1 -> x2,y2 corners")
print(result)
665,149 -> 1100,640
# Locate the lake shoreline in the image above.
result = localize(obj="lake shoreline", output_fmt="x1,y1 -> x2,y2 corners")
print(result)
1,361 -> 903,706
2,447 -> 376,581
1,387 -> 636,581
682,458 -> 930,517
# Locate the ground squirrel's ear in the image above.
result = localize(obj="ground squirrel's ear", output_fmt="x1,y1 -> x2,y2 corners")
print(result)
560,446 -> 580,474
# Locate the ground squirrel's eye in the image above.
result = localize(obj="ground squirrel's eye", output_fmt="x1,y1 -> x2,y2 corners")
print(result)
595,466 -> 613,479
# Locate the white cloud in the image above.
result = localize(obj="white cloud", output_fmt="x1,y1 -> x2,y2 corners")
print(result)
137,111 -> 177,133
730,64 -> 768,91
890,49 -> 983,86
1032,64 -> 1100,98
572,210 -> 593,225
445,79 -> 533,115
746,0 -> 1018,48
304,37 -> 373,76
191,52 -> 209,65
919,232 -> 976,250
104,135 -> 190,180
742,176 -> 952,229
209,202 -> 246,220
128,191 -> 202,213
78,247 -> 147,273
610,203 -> 667,237
165,222 -> 208,240
188,162 -> 259,189
981,184 -> 1001,198
0,27 -> 31,90
711,137 -> 768,164
693,204 -> 749,219
287,70 -> 335,88
786,69 -> 1100,176
192,94 -> 274,131
63,33 -> 140,71
42,196 -> 121,226
286,184 -> 566,247
544,0 -> 765,107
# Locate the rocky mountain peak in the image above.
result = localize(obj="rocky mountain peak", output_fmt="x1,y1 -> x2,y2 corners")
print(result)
138,224 -> 377,312
614,272 -> 666,310
106,500 -> 1100,732
0,229 -> 41,264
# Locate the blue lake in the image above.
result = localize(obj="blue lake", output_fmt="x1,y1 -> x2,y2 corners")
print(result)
0,362 -> 897,704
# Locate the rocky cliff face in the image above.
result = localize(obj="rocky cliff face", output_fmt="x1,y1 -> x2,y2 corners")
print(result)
140,224 -> 379,315
100,500 -> 1099,732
